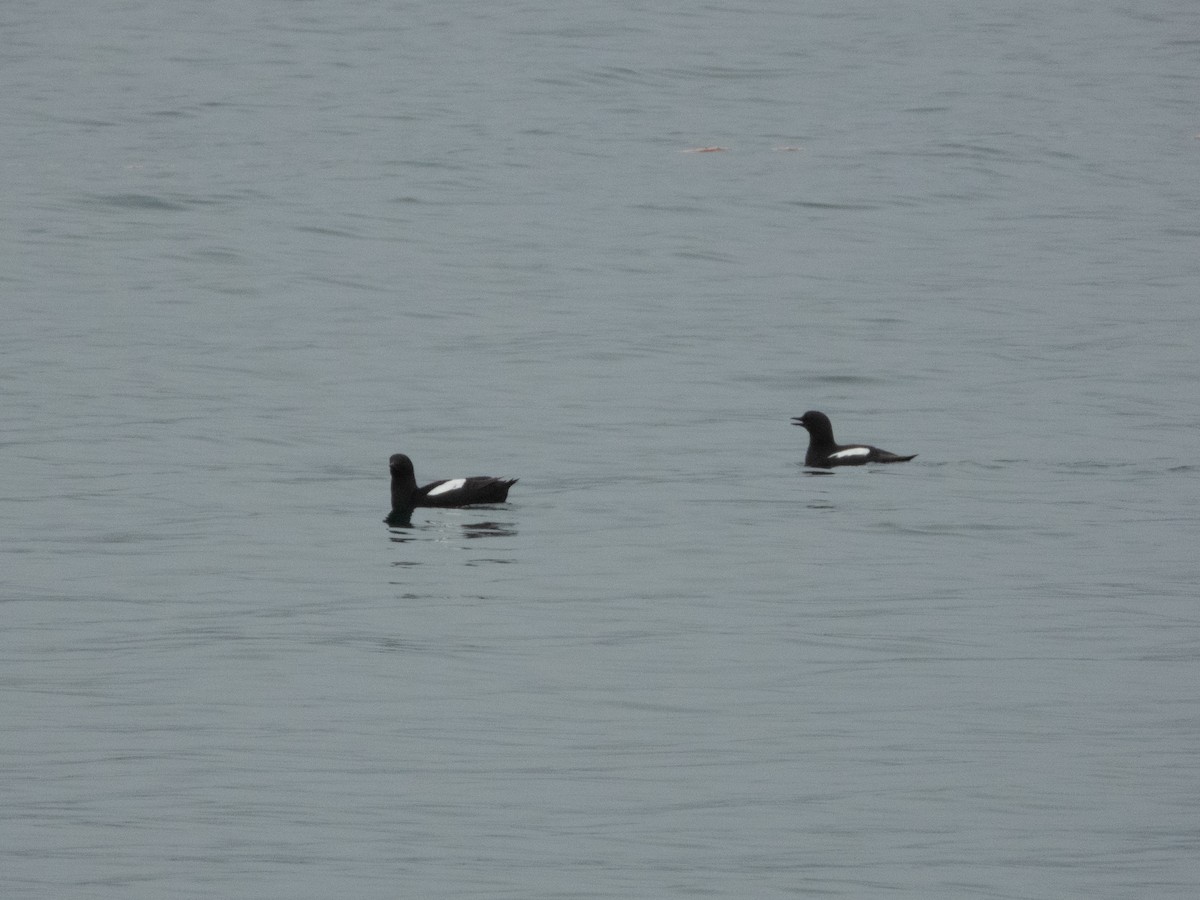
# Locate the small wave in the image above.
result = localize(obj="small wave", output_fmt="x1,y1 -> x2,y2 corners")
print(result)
83,192 -> 189,212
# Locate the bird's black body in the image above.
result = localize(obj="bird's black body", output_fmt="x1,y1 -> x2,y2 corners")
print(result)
791,410 -> 916,468
387,453 -> 516,522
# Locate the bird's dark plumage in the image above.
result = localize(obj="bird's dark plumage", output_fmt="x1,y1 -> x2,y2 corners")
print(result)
387,453 -> 516,522
791,410 -> 916,468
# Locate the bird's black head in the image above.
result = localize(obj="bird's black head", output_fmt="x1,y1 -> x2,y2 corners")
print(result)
791,410 -> 835,444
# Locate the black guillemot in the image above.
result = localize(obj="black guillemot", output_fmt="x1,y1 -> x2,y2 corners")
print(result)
792,411 -> 916,468
386,453 -> 516,523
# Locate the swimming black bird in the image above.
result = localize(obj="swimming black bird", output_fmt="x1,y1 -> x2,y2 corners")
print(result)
386,453 -> 516,523
791,410 -> 916,468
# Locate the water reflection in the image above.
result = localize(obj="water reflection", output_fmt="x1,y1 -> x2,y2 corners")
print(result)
387,519 -> 517,539
461,520 -> 516,539
384,508 -> 413,527
385,513 -> 516,536
385,514 -> 518,566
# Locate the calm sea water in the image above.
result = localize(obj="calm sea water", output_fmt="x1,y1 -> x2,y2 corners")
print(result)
4,1 -> 1200,897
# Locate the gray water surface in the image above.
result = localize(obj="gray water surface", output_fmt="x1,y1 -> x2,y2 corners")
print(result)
4,1 -> 1200,897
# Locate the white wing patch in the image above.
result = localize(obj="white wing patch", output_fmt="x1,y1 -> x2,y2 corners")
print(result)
829,447 -> 871,460
427,478 -> 467,496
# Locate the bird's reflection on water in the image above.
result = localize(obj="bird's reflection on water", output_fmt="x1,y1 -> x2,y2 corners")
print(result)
385,512 -> 517,554
384,506 -> 418,528
460,520 -> 516,539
